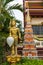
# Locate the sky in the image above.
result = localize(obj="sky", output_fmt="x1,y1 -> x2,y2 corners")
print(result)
8,0 -> 24,29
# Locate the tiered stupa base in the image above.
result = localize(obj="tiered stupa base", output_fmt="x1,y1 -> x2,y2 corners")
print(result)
23,23 -> 37,57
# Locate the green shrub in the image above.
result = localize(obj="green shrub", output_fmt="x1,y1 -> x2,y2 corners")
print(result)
1,58 -> 43,65
2,61 -> 10,65
16,58 -> 43,65
0,31 -> 9,64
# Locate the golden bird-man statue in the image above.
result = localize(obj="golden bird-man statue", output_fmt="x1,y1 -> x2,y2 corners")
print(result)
9,19 -> 21,55
7,19 -> 21,64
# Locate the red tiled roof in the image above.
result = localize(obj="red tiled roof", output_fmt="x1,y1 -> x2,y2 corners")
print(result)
24,0 -> 43,16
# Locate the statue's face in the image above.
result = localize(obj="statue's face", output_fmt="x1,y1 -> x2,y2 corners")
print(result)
11,20 -> 16,26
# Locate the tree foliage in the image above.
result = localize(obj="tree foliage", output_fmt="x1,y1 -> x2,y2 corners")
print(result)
0,0 -> 23,31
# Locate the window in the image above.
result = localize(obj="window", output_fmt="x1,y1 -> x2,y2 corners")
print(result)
32,25 -> 43,35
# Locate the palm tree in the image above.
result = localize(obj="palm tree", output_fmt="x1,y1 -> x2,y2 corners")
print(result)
0,0 -> 23,63
0,0 -> 23,31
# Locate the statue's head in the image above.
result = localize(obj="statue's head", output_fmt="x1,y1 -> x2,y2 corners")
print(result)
11,20 -> 16,27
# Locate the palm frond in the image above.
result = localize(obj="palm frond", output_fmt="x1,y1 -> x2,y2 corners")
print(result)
2,10 -> 13,19
15,19 -> 21,23
8,4 -> 23,12
0,14 -> 4,21
3,0 -> 14,6
1,0 -> 6,6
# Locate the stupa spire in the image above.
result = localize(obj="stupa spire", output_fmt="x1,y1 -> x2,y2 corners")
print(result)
26,9 -> 30,22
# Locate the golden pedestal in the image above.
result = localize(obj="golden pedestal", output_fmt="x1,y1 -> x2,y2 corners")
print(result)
6,55 -> 21,65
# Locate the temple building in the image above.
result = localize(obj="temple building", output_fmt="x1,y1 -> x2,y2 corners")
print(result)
23,0 -> 43,58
